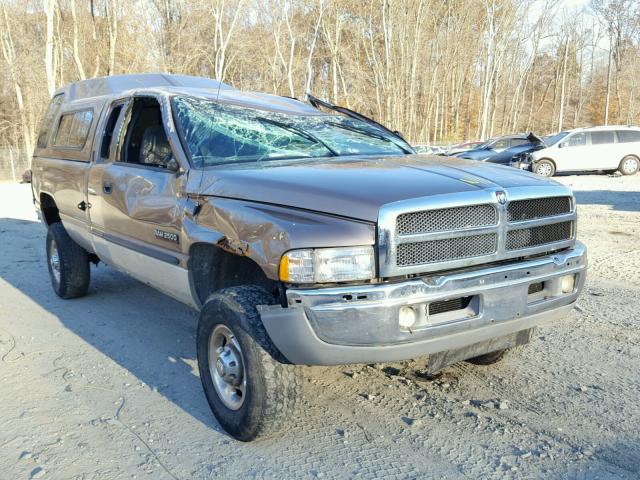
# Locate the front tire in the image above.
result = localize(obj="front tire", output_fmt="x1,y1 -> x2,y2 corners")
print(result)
46,222 -> 90,299
533,159 -> 556,177
197,285 -> 301,441
618,155 -> 639,175
465,349 -> 509,365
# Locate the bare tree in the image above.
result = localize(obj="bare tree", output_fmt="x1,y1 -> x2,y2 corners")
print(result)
592,0 -> 640,124
1,0 -> 640,165
105,0 -> 118,75
45,0 -> 56,96
70,0 -> 86,80
211,0 -> 245,81
1,5 -> 35,161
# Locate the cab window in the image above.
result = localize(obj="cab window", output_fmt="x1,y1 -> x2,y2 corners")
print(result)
37,94 -> 65,148
565,133 -> 587,147
590,131 -> 615,145
53,109 -> 94,149
120,98 -> 173,169
100,104 -> 124,160
492,139 -> 510,149
617,130 -> 640,143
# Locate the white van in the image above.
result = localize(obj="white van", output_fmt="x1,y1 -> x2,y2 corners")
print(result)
528,126 -> 640,177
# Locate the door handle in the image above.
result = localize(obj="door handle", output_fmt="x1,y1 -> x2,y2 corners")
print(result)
103,182 -> 113,194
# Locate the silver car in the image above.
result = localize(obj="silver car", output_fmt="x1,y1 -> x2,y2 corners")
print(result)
528,126 -> 640,177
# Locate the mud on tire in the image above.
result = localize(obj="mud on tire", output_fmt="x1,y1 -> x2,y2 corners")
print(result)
196,285 -> 302,441
46,222 -> 90,299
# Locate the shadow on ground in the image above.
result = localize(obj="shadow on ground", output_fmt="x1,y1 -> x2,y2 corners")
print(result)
573,189 -> 640,212
546,438 -> 640,480
0,217 -> 220,431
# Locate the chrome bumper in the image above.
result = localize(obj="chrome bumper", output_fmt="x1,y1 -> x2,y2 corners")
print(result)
260,242 -> 587,365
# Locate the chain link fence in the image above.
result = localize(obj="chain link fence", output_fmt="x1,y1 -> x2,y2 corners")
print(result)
0,148 -> 30,182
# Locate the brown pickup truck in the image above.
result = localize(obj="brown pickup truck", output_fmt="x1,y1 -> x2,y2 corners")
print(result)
32,73 -> 587,441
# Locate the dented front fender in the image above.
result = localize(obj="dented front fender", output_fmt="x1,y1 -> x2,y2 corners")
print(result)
183,196 -> 375,280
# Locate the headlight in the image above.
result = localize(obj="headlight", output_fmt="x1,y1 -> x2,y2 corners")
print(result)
279,246 -> 375,283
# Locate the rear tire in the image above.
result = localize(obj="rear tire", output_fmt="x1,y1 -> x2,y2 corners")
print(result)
46,222 -> 90,299
618,155 -> 639,175
533,159 -> 555,177
196,285 -> 301,441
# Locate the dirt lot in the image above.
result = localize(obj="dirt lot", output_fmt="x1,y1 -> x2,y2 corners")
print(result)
0,174 -> 639,480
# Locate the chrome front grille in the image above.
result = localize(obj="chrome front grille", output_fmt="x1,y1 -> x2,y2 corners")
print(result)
397,204 -> 497,235
396,234 -> 497,266
507,196 -> 572,222
377,187 -> 576,278
506,221 -> 573,251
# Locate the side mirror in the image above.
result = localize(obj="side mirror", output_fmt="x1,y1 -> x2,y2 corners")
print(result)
559,141 -> 568,148
165,155 -> 180,173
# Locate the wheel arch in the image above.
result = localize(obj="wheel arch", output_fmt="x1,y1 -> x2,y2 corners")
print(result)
40,192 -> 61,225
536,157 -> 557,168
188,242 -> 278,308
619,154 -> 640,174
534,157 -> 557,175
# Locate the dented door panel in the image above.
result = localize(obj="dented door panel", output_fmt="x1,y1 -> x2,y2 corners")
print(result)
92,164 -> 185,254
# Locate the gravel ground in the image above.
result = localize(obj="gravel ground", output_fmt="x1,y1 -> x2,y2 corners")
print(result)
0,174 -> 638,480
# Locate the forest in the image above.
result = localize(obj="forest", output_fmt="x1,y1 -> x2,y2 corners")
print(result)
1,0 -> 639,166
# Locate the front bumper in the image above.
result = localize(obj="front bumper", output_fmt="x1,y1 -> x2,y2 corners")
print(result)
260,242 -> 587,365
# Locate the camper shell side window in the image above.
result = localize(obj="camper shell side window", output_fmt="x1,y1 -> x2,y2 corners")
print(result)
36,94 -> 65,148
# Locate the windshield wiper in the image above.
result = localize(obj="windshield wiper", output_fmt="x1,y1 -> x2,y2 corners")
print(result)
324,121 -> 413,154
306,94 -> 415,154
256,116 -> 338,157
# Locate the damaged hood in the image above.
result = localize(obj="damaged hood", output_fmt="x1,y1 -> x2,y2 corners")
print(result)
188,154 -> 559,222
527,132 -> 545,145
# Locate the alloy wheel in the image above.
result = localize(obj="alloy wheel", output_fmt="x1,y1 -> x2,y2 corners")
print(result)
622,157 -> 638,174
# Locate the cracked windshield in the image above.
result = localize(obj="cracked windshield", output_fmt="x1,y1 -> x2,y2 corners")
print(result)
172,95 -> 408,167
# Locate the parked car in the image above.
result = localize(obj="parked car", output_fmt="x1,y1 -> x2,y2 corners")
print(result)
510,132 -> 569,171
522,126 -> 640,177
446,140 -> 485,155
481,133 -> 545,166
31,74 -> 587,441
21,169 -> 32,183
413,144 -> 434,154
453,134 -> 539,161
413,144 -> 447,155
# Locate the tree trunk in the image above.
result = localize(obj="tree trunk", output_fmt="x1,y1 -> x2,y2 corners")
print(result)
90,0 -> 100,77
558,39 -> 569,132
604,44 -> 612,125
70,0 -> 86,80
45,0 -> 56,96
0,6 -> 35,161
106,0 -> 118,75
304,1 -> 325,95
